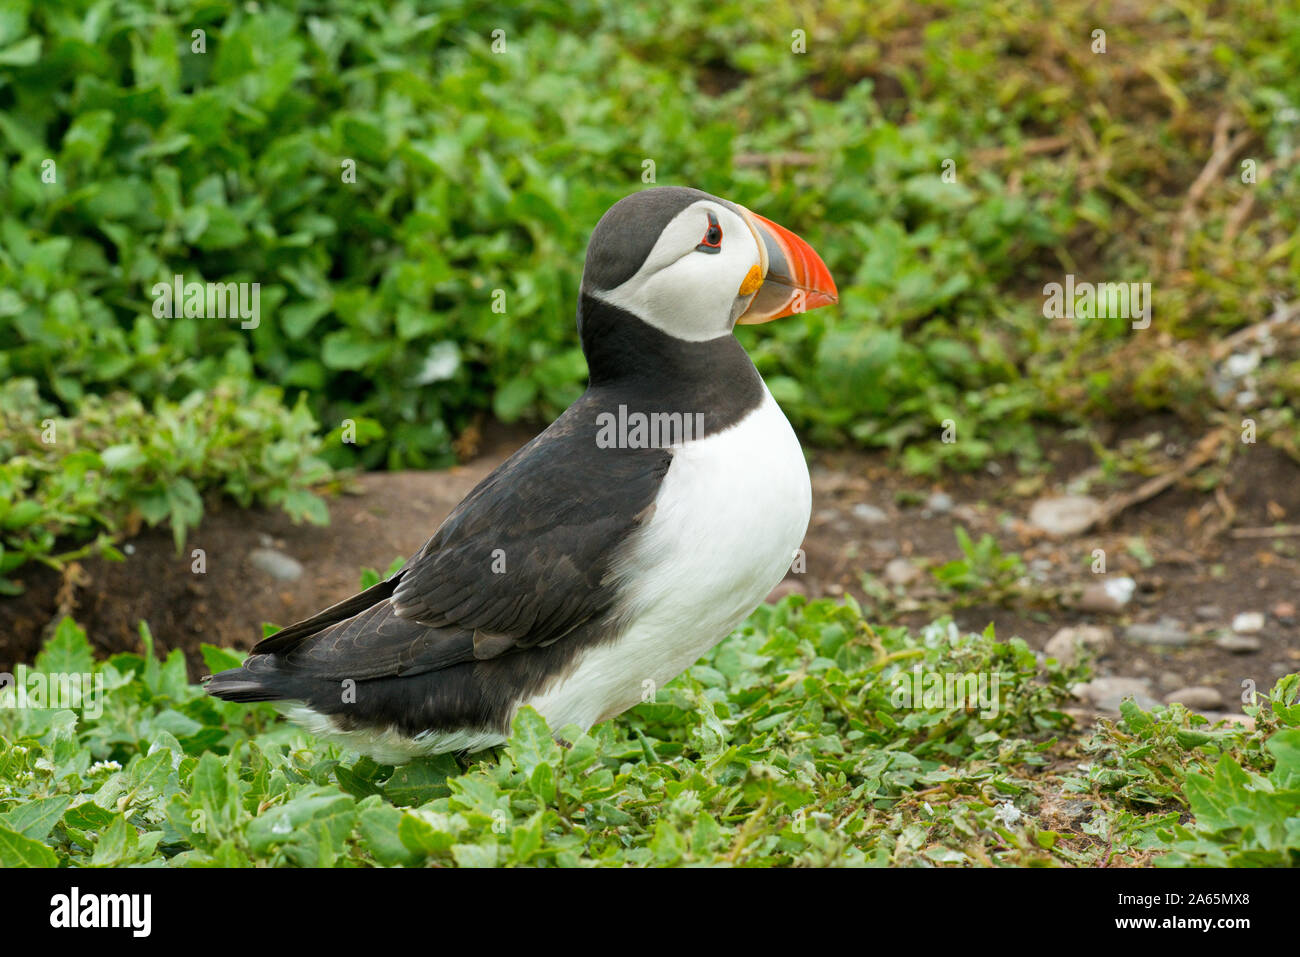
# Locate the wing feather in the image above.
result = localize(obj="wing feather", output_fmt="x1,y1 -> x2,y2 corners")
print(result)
239,395 -> 671,684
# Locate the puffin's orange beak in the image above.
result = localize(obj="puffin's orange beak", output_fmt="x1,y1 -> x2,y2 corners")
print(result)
736,209 -> 838,323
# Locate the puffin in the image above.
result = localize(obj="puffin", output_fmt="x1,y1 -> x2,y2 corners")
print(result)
206,186 -> 838,762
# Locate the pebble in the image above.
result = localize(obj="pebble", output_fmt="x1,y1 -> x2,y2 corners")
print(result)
1194,604 -> 1222,622
1224,351 -> 1261,378
1215,632 -> 1261,654
883,557 -> 921,587
1076,577 -> 1136,613
851,503 -> 889,525
1029,558 -> 1055,578
1163,686 -> 1225,711
1231,611 -> 1265,634
1043,625 -> 1114,667
1071,676 -> 1161,712
1272,601 -> 1296,624
1157,671 -> 1184,691
925,491 -> 954,515
1028,495 -> 1102,538
1124,617 -> 1193,647
867,538 -> 900,559
249,547 -> 304,582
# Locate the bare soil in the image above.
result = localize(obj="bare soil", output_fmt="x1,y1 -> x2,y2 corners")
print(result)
2,420 -> 1297,718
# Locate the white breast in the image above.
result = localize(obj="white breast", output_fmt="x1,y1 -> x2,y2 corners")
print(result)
524,387 -> 811,729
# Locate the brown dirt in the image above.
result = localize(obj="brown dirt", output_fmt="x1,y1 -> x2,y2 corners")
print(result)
0,426 -> 528,676
2,419 -> 1297,716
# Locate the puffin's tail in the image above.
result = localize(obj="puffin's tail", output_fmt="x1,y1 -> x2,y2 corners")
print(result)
205,574 -> 405,703
204,657 -> 296,703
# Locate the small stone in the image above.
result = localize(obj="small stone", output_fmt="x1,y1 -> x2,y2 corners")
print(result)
1224,351 -> 1261,378
1194,604 -> 1222,622
851,503 -> 889,525
1028,495 -> 1102,538
1215,632 -> 1261,654
1043,625 -> 1114,667
1231,611 -> 1265,634
1163,686 -> 1225,711
883,558 -> 921,587
1232,613 -> 1263,634
867,538 -> 900,559
925,491 -> 954,515
1071,676 -> 1160,712
249,547 -> 304,582
1157,671 -> 1183,691
1272,601 -> 1296,624
1124,617 -> 1192,647
1077,577 -> 1136,613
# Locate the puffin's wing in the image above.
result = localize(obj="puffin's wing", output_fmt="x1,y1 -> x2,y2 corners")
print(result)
268,599 -> 474,680
246,400 -> 671,676
248,576 -> 401,653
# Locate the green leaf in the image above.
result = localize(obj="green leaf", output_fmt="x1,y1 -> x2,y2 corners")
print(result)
506,707 -> 561,776
492,377 -> 537,422
0,795 -> 72,841
34,617 -> 94,676
0,36 -> 41,66
200,644 -> 246,675
0,824 -> 58,867
321,331 -> 387,370
358,804 -> 418,866
383,754 -> 460,806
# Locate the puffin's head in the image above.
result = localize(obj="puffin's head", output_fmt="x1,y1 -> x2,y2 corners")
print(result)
579,186 -> 838,343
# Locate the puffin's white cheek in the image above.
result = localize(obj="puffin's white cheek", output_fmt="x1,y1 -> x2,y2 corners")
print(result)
642,265 -> 736,335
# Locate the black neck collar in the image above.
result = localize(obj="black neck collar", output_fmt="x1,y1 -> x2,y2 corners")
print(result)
576,292 -> 766,435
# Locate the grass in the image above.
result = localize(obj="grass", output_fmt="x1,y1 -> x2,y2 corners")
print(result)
2,595 -> 1296,867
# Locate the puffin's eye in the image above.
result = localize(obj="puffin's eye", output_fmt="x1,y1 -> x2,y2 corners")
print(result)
696,212 -> 722,253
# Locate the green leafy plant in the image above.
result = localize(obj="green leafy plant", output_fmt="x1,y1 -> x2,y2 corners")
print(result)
0,595 -> 1085,867
1157,677 -> 1300,866
0,376 -> 330,592
1065,674 -> 1300,866
4,587 -> 1295,867
8,0 -> 1295,479
930,527 -> 1027,603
